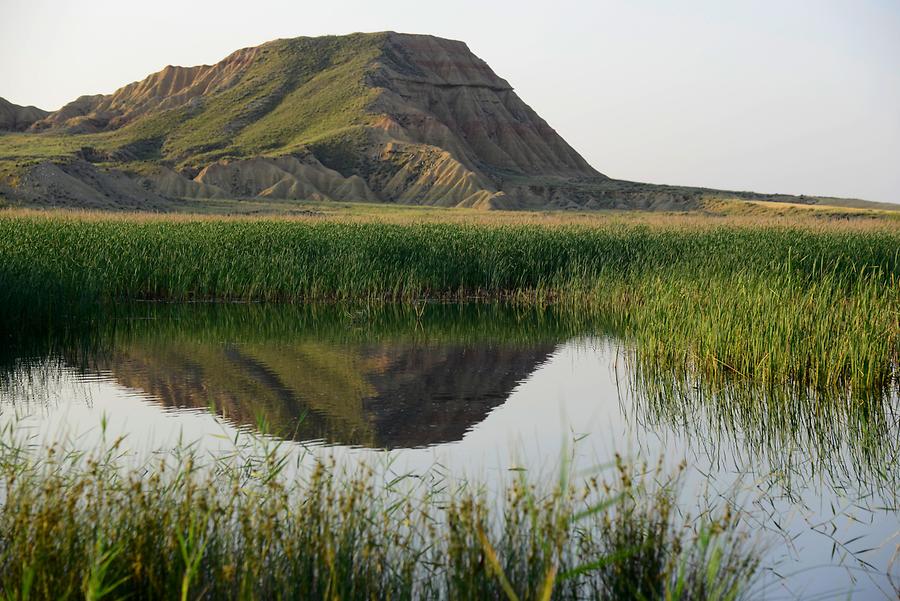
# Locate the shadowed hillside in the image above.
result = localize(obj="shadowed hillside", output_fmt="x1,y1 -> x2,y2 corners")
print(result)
0,98 -> 48,132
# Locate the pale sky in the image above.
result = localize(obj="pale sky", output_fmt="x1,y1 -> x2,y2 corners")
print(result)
2,0 -> 899,203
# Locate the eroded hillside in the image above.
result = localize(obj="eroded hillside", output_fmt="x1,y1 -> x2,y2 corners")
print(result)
0,32 -> 886,211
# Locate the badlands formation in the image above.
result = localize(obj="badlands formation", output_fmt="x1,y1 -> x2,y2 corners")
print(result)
0,32 -> 880,211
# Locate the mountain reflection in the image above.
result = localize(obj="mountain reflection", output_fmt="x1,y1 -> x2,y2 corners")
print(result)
0,302 -> 577,449
101,339 -> 557,448
1,302 -> 896,491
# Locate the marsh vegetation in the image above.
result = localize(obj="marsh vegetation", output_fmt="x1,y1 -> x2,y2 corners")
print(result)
1,211 -> 897,391
0,424 -> 761,601
0,209 -> 897,599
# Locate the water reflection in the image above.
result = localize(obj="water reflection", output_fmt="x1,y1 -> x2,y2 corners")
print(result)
628,360 -> 899,497
1,303 -> 898,598
103,339 -> 557,448
1,302 -> 896,484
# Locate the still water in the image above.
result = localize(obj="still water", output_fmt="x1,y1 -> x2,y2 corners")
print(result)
1,303 -> 897,599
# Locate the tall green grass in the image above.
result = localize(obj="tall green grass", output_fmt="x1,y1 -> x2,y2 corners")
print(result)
1,214 -> 896,394
630,357 -> 899,495
0,424 -> 758,600
2,216 -> 897,303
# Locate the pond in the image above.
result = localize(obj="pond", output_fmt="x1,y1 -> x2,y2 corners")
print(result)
1,302 -> 897,599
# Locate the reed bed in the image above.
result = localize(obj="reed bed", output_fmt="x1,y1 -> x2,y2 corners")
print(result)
0,425 -> 759,600
0,213 -> 895,599
1,215 -> 897,304
629,356 -> 900,495
0,213 -> 896,394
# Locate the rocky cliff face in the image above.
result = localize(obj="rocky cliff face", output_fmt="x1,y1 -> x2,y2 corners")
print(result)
357,33 -> 602,207
370,33 -> 597,178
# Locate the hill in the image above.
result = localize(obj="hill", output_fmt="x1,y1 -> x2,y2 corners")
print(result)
0,98 -> 48,132
0,32 -> 893,212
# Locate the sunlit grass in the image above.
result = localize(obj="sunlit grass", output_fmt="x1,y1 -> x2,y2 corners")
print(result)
0,213 -> 896,396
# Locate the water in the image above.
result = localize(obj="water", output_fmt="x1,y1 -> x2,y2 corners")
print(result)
1,303 -> 898,599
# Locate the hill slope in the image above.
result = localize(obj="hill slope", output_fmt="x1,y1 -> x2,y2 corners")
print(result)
0,98 -> 49,132
0,32 -> 890,211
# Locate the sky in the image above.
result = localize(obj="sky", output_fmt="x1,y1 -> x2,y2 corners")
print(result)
2,0 -> 899,203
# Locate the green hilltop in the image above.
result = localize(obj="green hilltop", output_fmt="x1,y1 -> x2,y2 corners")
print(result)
1,34 -> 384,167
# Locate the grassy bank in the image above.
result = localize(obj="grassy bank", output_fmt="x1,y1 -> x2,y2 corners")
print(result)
1,212 -> 896,395
0,424 -> 757,601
